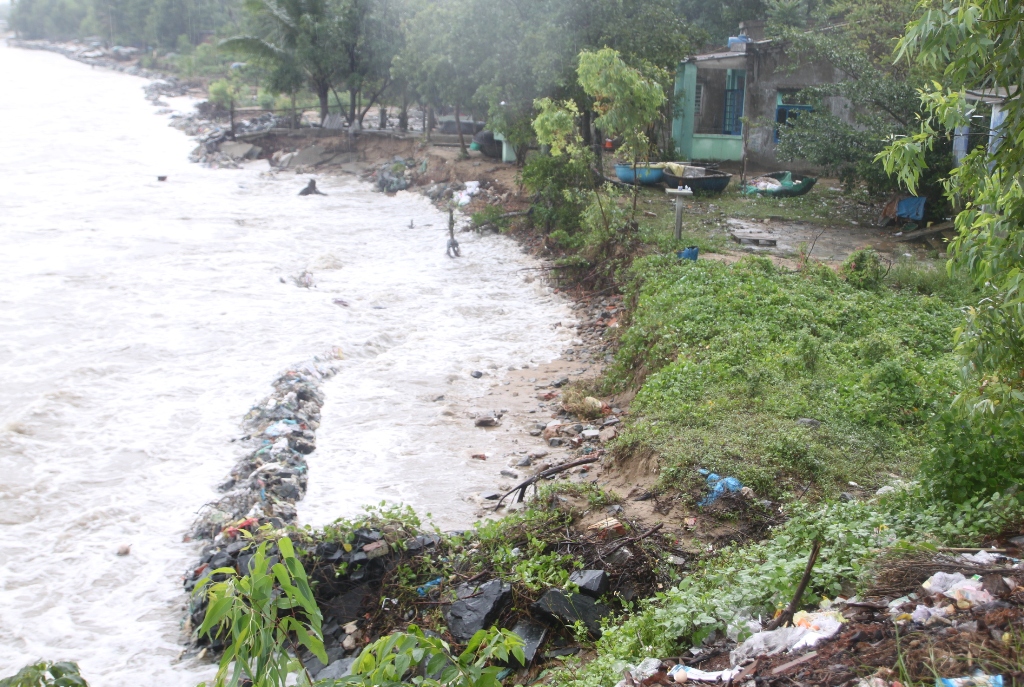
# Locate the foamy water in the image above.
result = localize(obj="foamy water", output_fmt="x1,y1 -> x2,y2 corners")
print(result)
0,42 -> 571,685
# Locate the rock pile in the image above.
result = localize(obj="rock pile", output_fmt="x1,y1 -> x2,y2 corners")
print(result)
10,38 -> 163,78
370,157 -> 420,193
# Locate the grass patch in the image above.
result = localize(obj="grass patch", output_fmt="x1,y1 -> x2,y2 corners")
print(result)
607,255 -> 969,498
631,181 -> 880,250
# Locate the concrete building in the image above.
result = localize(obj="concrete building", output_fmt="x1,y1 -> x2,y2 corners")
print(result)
672,22 -> 852,169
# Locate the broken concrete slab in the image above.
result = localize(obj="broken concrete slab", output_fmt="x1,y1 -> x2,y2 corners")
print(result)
325,152 -> 357,165
531,589 -> 610,638
219,141 -> 259,160
287,145 -> 329,168
445,579 -> 512,643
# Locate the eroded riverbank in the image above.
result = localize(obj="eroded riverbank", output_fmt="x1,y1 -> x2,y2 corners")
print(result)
0,40 -> 578,686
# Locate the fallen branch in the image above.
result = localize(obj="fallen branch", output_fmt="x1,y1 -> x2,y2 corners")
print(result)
492,457 -> 599,509
600,523 -> 664,559
764,539 -> 822,631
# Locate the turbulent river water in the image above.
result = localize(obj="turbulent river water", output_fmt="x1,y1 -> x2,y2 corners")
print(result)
0,42 -> 572,685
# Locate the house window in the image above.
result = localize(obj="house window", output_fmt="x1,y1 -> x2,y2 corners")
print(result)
774,89 -> 812,143
693,83 -> 704,115
722,69 -> 745,135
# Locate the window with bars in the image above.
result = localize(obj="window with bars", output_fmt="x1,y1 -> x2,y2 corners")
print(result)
694,83 -> 704,115
722,70 -> 745,135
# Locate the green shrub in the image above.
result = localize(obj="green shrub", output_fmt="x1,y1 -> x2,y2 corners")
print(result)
0,662 -> 87,687
924,407 -> 1024,502
519,153 -> 592,238
842,248 -> 884,290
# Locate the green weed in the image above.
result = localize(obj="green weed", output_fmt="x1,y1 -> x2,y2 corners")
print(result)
609,255 -> 968,496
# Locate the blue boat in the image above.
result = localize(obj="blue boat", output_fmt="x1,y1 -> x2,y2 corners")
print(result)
663,170 -> 732,194
614,163 -> 664,185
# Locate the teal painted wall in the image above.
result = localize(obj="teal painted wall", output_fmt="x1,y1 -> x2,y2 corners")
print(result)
692,134 -> 743,161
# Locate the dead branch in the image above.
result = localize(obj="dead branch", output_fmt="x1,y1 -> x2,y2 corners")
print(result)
492,457 -> 599,509
765,539 -> 822,631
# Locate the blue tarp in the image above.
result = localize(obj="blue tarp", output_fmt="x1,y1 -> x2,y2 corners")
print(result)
897,196 -> 926,221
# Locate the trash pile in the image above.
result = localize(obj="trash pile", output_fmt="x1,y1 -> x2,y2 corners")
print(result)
537,415 -> 621,449
185,348 -> 344,546
371,156 -> 422,193
614,548 -> 1023,686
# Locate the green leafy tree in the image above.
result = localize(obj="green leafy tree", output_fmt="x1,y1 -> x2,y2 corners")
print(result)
397,0 -> 483,154
333,0 -> 406,128
221,0 -> 346,122
771,23 -> 951,199
578,48 -> 666,217
879,0 -> 1024,500
193,535 -> 326,687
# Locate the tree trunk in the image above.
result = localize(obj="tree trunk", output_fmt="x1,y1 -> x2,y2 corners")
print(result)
291,93 -> 297,129
426,105 -> 433,141
379,105 -> 387,129
455,101 -> 467,156
317,86 -> 329,125
348,87 -> 358,126
229,100 -> 235,139
582,110 -> 592,146
399,89 -> 409,132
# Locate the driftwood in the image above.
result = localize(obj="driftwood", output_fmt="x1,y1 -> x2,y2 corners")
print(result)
896,220 -> 954,243
492,457 -> 599,509
764,540 -> 822,631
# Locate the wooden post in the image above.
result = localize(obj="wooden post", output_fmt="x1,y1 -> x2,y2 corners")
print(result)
666,186 -> 694,241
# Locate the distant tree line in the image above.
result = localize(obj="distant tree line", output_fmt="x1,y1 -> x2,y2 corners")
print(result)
212,0 -> 698,152
9,0 -> 241,48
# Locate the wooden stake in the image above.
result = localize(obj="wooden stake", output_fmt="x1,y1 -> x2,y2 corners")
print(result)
764,540 -> 822,631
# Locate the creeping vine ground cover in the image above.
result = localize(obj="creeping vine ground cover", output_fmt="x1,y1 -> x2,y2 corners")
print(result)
609,255 -> 968,497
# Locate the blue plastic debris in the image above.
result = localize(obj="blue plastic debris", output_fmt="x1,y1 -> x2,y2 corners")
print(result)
677,246 -> 699,261
936,673 -> 1004,686
698,471 -> 743,506
417,577 -> 442,597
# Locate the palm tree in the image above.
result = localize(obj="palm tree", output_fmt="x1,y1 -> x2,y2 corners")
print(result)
221,0 -> 342,123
